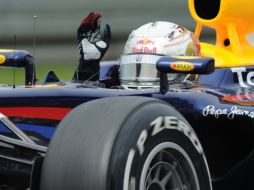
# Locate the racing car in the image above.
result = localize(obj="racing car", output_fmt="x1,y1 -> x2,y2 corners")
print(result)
0,0 -> 254,189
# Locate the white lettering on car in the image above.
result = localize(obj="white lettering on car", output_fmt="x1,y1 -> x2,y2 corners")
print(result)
203,105 -> 228,118
123,149 -> 135,190
203,105 -> 254,119
137,130 -> 148,156
150,116 -> 203,154
247,72 -> 254,86
235,88 -> 253,100
178,120 -> 203,154
231,67 -> 254,87
136,116 -> 203,156
151,116 -> 164,136
124,116 -> 204,190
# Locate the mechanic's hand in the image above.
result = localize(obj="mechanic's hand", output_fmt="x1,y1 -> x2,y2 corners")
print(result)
77,12 -> 111,61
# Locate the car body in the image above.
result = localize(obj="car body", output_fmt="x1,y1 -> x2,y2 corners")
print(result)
1,0 -> 254,189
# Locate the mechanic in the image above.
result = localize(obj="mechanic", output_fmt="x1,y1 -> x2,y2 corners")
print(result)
73,12 -> 200,89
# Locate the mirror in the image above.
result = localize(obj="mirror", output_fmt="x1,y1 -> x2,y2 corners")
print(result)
156,56 -> 214,74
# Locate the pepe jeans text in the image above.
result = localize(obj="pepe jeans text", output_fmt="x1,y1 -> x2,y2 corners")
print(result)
203,105 -> 254,119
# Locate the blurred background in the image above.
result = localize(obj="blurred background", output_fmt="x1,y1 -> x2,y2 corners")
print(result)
0,0 -> 212,84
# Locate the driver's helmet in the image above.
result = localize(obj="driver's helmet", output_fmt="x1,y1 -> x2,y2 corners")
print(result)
119,21 -> 200,89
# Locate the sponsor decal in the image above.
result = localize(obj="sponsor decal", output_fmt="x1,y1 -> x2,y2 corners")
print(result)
222,93 -> 254,101
221,94 -> 254,106
219,84 -> 254,106
0,55 -> 6,64
133,38 -> 156,54
170,61 -> 195,72
231,67 -> 254,88
136,38 -> 155,45
202,105 -> 254,119
132,47 -> 157,54
135,116 -> 203,157
221,87 -> 254,106
123,116 -> 203,190
149,116 -> 203,154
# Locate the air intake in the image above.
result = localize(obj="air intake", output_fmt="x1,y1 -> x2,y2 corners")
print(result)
194,0 -> 220,20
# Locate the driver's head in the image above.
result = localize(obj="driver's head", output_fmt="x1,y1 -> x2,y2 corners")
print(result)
119,21 -> 200,89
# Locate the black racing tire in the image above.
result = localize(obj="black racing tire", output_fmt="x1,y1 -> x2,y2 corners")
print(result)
39,96 -> 211,190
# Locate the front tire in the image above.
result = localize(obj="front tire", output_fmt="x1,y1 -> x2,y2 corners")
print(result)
40,97 -> 211,190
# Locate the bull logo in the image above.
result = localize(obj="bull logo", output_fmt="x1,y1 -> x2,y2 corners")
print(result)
136,38 -> 155,45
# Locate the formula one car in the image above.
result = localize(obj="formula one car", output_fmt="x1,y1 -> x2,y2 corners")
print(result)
0,0 -> 254,190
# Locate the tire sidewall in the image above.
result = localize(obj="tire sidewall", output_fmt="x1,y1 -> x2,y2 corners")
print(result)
108,102 -> 211,190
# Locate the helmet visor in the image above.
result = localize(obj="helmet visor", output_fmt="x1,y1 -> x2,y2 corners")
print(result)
120,54 -> 162,82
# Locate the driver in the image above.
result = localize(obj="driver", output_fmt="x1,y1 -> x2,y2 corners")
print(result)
73,12 -> 200,89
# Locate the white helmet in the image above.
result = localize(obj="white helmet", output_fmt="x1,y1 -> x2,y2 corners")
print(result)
119,21 -> 200,89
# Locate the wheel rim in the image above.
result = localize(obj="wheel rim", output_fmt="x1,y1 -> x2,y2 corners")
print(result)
140,142 -> 200,190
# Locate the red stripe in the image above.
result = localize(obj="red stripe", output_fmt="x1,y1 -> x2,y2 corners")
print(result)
222,94 -> 254,99
0,107 -> 72,120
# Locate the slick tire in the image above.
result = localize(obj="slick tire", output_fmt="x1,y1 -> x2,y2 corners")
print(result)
39,96 -> 212,190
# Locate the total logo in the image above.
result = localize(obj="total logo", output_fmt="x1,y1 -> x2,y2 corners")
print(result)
231,67 -> 254,88
170,61 -> 195,72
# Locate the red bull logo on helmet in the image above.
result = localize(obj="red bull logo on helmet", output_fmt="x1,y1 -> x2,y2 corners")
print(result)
136,38 -> 155,45
132,47 -> 157,54
133,38 -> 157,54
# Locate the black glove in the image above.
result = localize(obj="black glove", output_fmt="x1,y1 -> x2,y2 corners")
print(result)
78,12 -> 111,62
74,12 -> 111,81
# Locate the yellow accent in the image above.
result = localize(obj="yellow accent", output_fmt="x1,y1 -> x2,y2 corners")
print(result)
171,56 -> 200,60
194,22 -> 203,38
0,55 -> 6,64
170,62 -> 195,72
22,84 -> 61,88
33,84 -> 61,88
0,49 -> 15,53
143,38 -> 149,44
200,43 -> 254,68
188,0 -> 254,67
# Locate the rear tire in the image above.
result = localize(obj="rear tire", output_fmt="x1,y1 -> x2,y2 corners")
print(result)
40,96 -> 211,190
